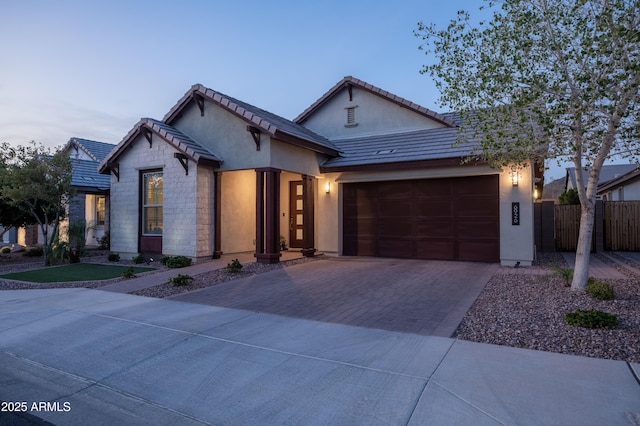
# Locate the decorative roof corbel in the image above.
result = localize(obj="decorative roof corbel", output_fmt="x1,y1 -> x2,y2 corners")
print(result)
107,162 -> 120,182
247,126 -> 261,151
142,127 -> 153,147
174,153 -> 189,175
194,92 -> 205,116
347,83 -> 353,102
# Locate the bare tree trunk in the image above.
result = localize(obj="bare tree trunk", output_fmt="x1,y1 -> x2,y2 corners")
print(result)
571,205 -> 595,290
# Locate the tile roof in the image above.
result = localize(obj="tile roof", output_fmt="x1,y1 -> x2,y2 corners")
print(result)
70,158 -> 111,191
65,138 -> 115,162
164,84 -> 339,155
320,115 -> 479,171
99,118 -> 222,174
566,164 -> 639,189
294,76 -> 457,128
597,165 -> 640,193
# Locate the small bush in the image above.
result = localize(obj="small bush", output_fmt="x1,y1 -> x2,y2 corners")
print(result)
554,267 -> 573,287
23,246 -> 44,257
160,256 -> 170,266
586,278 -> 615,300
1,246 -> 10,254
121,267 -> 137,279
165,256 -> 192,269
564,309 -> 618,329
98,232 -> 110,250
226,258 -> 243,272
168,274 -> 193,286
108,252 -> 120,262
132,254 -> 145,264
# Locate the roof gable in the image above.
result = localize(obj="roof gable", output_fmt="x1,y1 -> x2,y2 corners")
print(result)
566,164 -> 639,189
64,138 -> 115,162
99,118 -> 222,174
294,76 -> 456,128
163,84 -> 339,156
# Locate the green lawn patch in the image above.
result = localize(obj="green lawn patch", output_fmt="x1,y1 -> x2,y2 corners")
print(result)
0,263 -> 155,283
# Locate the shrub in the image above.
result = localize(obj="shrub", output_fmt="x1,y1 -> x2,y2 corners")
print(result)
564,309 -> 618,329
132,254 -> 145,264
554,267 -> 573,287
226,258 -> 243,272
165,256 -> 192,269
168,274 -> 193,286
98,231 -> 110,250
108,252 -> 120,262
23,246 -> 44,257
1,246 -> 10,254
121,267 -> 137,279
586,278 -> 615,300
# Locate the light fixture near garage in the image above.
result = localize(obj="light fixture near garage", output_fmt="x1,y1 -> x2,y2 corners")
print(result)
511,167 -> 519,186
325,181 -> 331,194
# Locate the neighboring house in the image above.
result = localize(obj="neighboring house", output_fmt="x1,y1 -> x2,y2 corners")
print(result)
565,164 -> 638,197
99,76 -> 539,266
597,165 -> 640,201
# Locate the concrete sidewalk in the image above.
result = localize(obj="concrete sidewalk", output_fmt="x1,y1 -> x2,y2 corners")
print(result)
1,289 -> 638,425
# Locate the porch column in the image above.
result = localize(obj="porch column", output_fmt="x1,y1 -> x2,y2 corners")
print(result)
301,174 -> 316,257
212,171 -> 223,259
255,168 -> 281,264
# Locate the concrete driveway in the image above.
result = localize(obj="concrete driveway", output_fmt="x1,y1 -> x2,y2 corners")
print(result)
1,288 -> 638,425
168,257 -> 498,337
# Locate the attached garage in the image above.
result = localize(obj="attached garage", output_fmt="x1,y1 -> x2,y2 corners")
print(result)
342,175 -> 500,262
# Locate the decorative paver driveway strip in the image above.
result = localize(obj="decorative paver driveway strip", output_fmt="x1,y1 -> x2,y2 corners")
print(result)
168,257 -> 498,337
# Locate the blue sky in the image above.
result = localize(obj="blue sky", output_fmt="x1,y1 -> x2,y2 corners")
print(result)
0,0 -> 596,181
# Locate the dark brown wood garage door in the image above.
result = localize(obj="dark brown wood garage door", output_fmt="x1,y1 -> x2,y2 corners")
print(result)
343,175 -> 500,262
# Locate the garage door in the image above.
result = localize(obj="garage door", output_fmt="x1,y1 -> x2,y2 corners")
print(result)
343,175 -> 499,262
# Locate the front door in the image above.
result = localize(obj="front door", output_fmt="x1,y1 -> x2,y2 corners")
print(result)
289,180 -> 304,248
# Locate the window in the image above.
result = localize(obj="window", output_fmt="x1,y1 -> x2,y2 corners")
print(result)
96,195 -> 106,226
143,172 -> 163,235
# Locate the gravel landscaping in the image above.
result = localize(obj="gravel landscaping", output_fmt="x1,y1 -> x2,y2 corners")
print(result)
1,250 -> 639,363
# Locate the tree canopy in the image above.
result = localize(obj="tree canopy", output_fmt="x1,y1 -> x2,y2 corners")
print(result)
416,0 -> 640,289
0,142 -> 73,265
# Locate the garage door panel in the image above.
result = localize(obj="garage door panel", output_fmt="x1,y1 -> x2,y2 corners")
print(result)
379,199 -> 412,218
379,238 -> 413,258
415,221 -> 454,238
379,220 -> 412,237
378,181 -> 412,198
343,175 -> 499,262
415,240 -> 455,260
414,199 -> 453,218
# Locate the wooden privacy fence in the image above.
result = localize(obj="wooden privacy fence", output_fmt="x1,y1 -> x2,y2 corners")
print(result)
536,200 -> 640,252
604,201 -> 640,251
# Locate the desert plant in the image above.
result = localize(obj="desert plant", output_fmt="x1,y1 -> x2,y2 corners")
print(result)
121,267 -> 137,279
586,279 -> 615,300
554,267 -> 573,287
226,258 -> 243,272
168,274 -> 193,286
67,220 -> 86,263
107,252 -> 120,262
564,309 -> 618,329
23,246 -> 44,257
164,256 -> 192,268
132,254 -> 145,264
97,231 -> 110,250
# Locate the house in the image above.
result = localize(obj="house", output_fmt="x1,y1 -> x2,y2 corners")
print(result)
99,76 -> 539,266
61,138 -> 114,246
565,164 -> 638,196
597,165 -> 640,201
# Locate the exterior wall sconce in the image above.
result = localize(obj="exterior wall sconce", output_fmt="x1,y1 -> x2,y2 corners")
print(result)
533,188 -> 539,199
325,181 -> 331,194
511,170 -> 519,186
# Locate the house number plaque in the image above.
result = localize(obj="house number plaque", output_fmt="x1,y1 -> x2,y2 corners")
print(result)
512,202 -> 520,226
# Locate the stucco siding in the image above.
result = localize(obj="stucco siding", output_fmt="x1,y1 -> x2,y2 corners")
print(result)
499,162 -> 535,266
301,86 -> 447,139
172,101 -> 271,171
220,169 -> 255,254
270,139 -> 322,176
